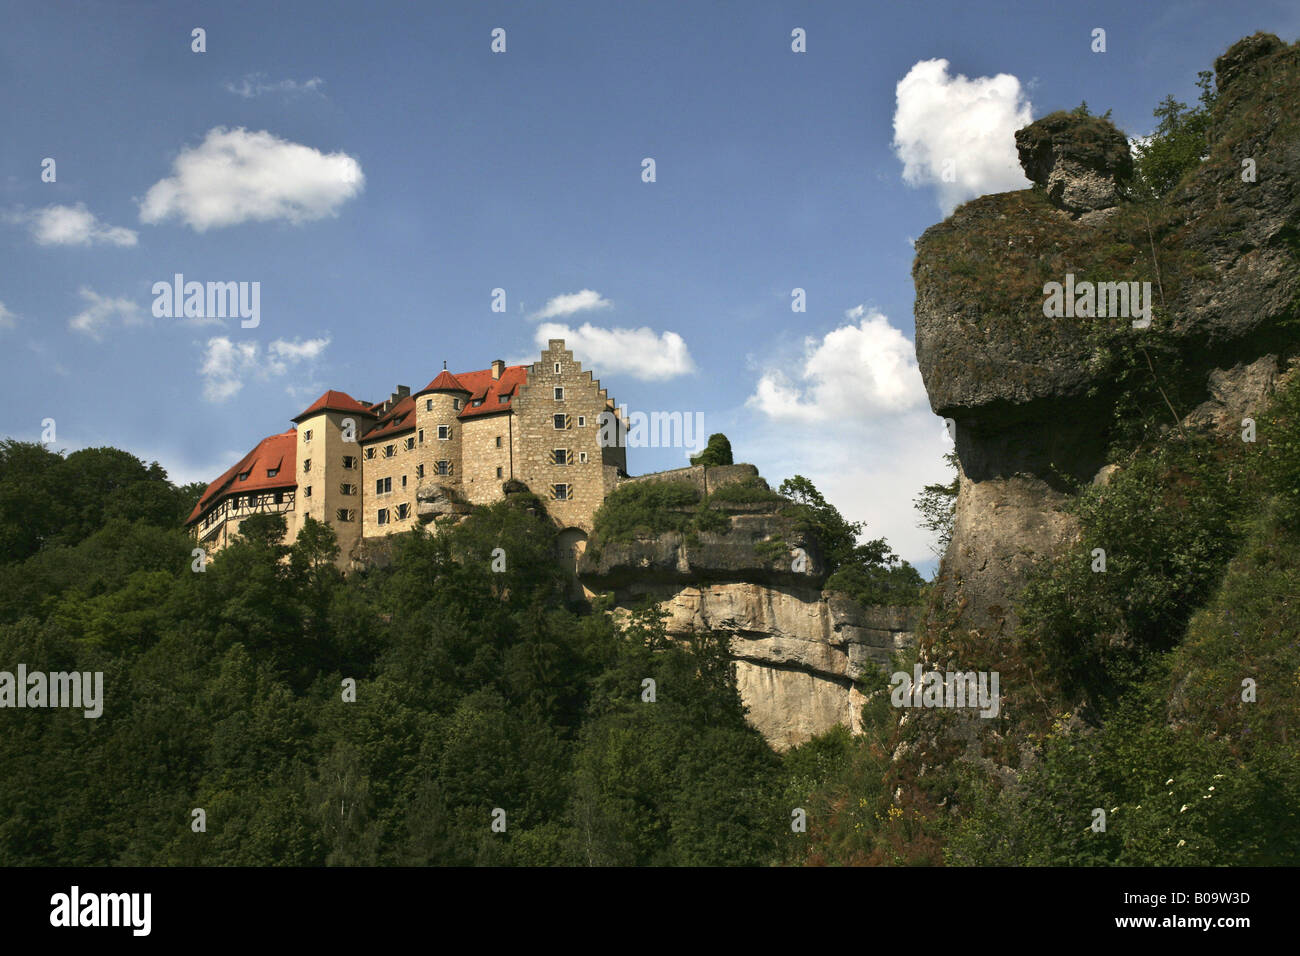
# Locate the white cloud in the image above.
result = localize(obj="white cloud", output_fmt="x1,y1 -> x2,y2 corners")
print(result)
21,203 -> 138,246
0,300 -> 16,329
892,58 -> 1033,215
199,334 -> 331,402
140,127 -> 364,231
224,73 -> 325,98
741,308 -> 950,564
529,289 -> 613,321
529,322 -> 695,381
747,308 -> 927,423
68,288 -> 145,340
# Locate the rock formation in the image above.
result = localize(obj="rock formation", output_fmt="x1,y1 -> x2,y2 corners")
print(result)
914,33 -> 1300,635
578,497 -> 916,749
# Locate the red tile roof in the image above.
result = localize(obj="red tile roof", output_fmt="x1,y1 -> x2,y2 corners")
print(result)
360,394 -> 416,441
187,429 -> 298,525
418,369 -> 469,393
453,365 -> 528,419
292,389 -> 376,423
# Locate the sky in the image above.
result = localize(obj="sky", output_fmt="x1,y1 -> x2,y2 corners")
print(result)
2,0 -> 1297,574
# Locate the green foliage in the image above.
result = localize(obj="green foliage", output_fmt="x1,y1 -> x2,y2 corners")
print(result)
689,433 -> 733,466
590,480 -> 728,543
779,475 -> 924,605
1129,71 -> 1217,200
706,475 -> 783,505
0,443 -> 794,866
913,450 -> 959,557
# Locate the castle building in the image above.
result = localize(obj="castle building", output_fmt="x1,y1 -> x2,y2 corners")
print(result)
187,340 -> 627,562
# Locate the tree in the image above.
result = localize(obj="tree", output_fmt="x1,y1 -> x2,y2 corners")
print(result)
690,433 -> 733,467
913,449 -> 959,557
1129,71 -> 1217,200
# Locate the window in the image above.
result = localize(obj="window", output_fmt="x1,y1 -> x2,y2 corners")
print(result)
336,509 -> 355,522
396,503 -> 410,520
266,467 -> 279,478
377,508 -> 389,526
383,444 -> 395,459
375,477 -> 392,495
303,486 -> 312,498
579,452 -> 588,464
552,449 -> 569,466
401,474 -> 407,488
471,399 -> 483,407
426,399 -> 433,411
496,466 -> 503,479
553,414 -> 570,430
364,447 -> 375,460
274,491 -> 284,504
302,459 -> 311,474
404,436 -> 415,451
554,387 -> 564,400
499,394 -> 509,404
577,416 -> 586,427
551,484 -> 570,501
417,464 -> 424,479
437,460 -> 451,476
418,429 -> 424,444
238,470 -> 250,481
554,362 -> 561,374
438,425 -> 451,440
452,398 -> 461,410
340,483 -> 356,496
495,436 -> 502,448
342,455 -> 356,469
304,429 -> 313,442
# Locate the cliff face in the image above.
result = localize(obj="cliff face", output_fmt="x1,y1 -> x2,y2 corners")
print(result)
914,32 -> 1300,634
577,508 -> 915,750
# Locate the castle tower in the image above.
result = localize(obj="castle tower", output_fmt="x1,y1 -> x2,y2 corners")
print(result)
413,368 -> 470,513
291,390 -> 377,558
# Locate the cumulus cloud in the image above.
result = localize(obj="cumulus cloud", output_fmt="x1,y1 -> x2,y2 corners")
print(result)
68,288 -> 145,339
0,301 -> 16,329
740,307 -> 952,565
19,203 -> 138,246
747,308 -> 927,422
529,322 -> 695,380
529,289 -> 613,321
199,334 -> 331,402
892,58 -> 1033,214
224,73 -> 325,98
140,127 -> 364,231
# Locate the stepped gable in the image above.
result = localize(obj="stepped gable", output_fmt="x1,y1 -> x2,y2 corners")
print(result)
186,429 -> 297,523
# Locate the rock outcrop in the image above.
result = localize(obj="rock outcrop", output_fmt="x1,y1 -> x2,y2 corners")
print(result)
578,506 -> 916,749
914,33 -> 1300,634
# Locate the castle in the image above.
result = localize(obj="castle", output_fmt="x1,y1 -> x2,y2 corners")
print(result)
187,339 -> 627,562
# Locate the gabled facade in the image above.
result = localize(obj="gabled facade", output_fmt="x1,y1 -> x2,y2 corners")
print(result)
186,339 -> 627,563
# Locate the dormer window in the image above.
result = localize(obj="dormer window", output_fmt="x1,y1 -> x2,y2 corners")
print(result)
472,399 -> 484,407
266,467 -> 279,478
498,395 -> 509,404
238,470 -> 250,481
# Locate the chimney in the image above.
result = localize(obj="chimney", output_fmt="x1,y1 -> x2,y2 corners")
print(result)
491,359 -> 504,380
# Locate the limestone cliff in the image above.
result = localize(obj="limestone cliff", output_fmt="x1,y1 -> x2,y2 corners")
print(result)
914,32 -> 1300,635
578,501 -> 915,749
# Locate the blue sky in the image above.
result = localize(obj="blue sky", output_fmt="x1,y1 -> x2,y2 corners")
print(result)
2,0 -> 1296,572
